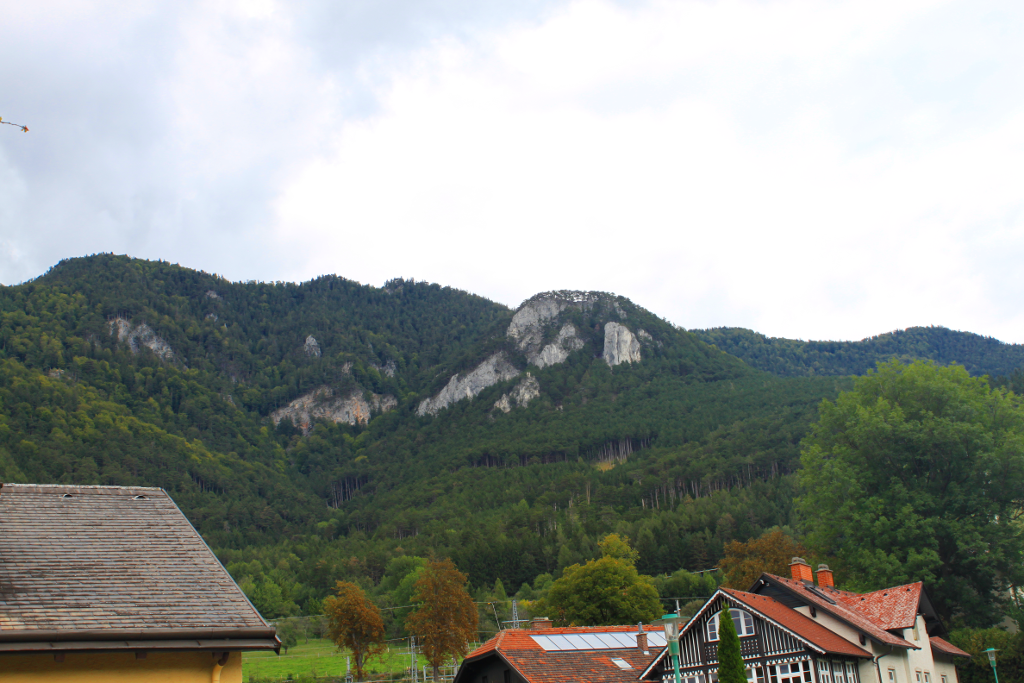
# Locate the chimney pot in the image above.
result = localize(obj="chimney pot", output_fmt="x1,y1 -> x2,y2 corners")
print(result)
789,557 -> 813,583
636,623 -> 649,654
816,564 -> 835,589
530,618 -> 552,630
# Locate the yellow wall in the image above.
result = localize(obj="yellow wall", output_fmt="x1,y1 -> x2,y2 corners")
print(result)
0,650 -> 242,683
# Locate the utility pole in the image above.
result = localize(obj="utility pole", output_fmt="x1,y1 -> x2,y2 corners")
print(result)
411,636 -> 417,683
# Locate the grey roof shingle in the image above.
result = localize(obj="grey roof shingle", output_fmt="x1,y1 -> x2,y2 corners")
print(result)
0,483 -> 273,647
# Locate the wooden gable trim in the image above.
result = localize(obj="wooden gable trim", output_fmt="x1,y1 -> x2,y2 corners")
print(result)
678,591 -> 826,659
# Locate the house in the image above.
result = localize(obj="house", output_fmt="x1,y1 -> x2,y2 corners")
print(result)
454,618 -> 666,683
642,558 -> 969,683
0,483 -> 279,683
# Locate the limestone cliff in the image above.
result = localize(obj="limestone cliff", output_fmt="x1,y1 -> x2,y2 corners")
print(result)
271,386 -> 396,433
507,292 -> 595,368
494,373 -> 541,413
304,335 -> 322,358
417,352 -> 519,417
603,322 -> 641,366
108,318 -> 175,362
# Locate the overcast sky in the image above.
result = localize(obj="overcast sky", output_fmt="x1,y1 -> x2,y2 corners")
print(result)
2,1 -> 1023,342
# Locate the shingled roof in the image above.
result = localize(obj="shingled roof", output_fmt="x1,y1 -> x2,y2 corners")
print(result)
0,483 -> 278,653
757,574 -> 918,650
721,589 -> 871,658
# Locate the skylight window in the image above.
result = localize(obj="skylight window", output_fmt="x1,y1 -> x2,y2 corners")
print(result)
610,658 -> 633,670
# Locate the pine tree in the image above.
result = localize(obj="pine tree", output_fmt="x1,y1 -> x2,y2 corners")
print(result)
406,558 -> 479,681
717,606 -> 747,683
324,581 -> 386,680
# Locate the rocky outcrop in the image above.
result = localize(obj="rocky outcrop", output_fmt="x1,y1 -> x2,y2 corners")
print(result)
304,335 -> 322,358
507,297 -> 569,354
494,373 -> 541,413
531,324 -> 585,368
417,352 -> 519,417
271,386 -> 396,433
637,329 -> 653,341
205,290 -> 221,299
603,322 -> 641,366
508,292 -> 597,368
109,318 -> 175,362
372,360 -> 397,377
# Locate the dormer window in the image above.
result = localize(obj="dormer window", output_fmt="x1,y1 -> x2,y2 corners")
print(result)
707,608 -> 755,641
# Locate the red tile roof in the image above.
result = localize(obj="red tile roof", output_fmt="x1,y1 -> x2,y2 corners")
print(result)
722,589 -> 871,658
761,574 -> 917,650
930,636 -> 971,659
836,583 -> 922,630
464,626 -> 663,683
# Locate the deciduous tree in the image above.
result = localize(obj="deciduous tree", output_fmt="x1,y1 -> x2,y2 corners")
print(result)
324,581 -> 386,680
718,529 -> 805,589
406,558 -> 478,681
543,534 -> 661,626
798,360 -> 1024,626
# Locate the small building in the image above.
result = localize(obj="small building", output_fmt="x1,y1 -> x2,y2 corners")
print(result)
642,559 -> 969,683
0,483 -> 279,683
455,619 -> 665,683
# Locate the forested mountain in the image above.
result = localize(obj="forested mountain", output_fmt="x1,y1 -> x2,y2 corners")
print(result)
693,326 -> 1024,378
1,254 -> 1016,625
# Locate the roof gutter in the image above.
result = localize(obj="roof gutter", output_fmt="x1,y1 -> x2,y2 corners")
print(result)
0,627 -> 277,643
0,637 -> 280,655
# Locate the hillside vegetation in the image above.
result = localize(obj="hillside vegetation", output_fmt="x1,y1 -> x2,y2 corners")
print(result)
1,255 -> 1018,629
694,326 -> 1024,378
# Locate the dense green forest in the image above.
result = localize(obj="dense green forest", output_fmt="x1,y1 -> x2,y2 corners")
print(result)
694,326 -> 1024,378
1,255 -> 1020,635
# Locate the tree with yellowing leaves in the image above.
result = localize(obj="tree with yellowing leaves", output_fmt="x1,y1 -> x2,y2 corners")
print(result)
324,581 -> 386,680
406,558 -> 478,681
718,529 -> 806,589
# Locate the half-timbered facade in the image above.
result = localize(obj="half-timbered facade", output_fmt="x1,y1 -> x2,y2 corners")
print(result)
644,587 -> 871,683
642,559 -> 969,683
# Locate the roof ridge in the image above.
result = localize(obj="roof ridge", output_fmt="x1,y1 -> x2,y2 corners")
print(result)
1,483 -> 166,491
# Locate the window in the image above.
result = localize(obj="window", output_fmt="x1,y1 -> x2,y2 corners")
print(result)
682,676 -> 706,683
707,609 -> 756,640
941,677 -> 948,683
776,661 -> 807,683
923,674 -> 930,683
610,658 -> 633,670
504,670 -> 511,683
915,672 -> 922,683
832,661 -> 845,683
887,670 -> 897,683
845,663 -> 857,683
818,660 -> 832,683
746,666 -> 767,683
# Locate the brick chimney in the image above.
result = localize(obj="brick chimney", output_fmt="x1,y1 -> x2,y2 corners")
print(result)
816,564 -> 834,589
530,618 -> 552,630
789,557 -> 813,583
636,623 -> 649,654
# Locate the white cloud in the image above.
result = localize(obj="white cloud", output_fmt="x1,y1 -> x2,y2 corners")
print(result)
1,0 -> 1023,343
275,0 -> 1024,341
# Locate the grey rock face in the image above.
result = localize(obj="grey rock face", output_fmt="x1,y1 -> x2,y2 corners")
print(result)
603,322 -> 641,366
637,329 -> 653,341
271,386 -> 396,433
372,359 -> 397,377
109,318 -> 175,362
508,293 -> 595,368
417,352 -> 520,416
507,296 -> 568,355
304,335 -> 322,358
532,324 -> 586,368
494,373 -> 541,413
205,290 -> 221,300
